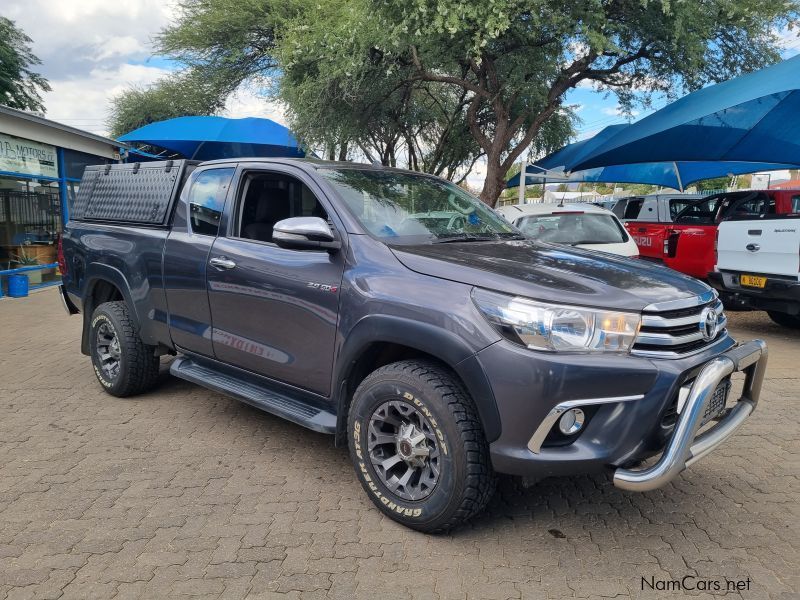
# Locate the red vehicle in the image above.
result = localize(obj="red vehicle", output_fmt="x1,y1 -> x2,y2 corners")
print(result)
614,194 -> 701,261
623,189 -> 800,279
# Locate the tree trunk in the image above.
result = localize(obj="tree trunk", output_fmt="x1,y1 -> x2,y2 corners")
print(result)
479,157 -> 509,207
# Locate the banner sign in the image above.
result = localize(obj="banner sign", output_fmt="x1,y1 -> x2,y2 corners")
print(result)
0,132 -> 59,178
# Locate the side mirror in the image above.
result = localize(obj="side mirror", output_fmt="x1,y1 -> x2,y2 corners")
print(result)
272,217 -> 341,251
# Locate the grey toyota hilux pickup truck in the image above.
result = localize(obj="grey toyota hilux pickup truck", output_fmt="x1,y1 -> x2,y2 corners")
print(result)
59,158 -> 768,532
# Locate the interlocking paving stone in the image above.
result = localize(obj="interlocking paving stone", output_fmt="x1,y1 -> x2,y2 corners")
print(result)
0,289 -> 797,599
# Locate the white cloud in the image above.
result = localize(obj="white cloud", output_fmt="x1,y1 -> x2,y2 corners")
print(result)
223,88 -> 288,125
44,64 -> 172,136
2,0 -> 179,135
93,37 -> 147,62
3,0 -> 177,78
601,106 -> 640,118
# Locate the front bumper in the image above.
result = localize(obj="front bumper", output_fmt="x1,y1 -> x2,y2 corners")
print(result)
480,336 -> 767,490
709,271 -> 800,313
613,339 -> 767,491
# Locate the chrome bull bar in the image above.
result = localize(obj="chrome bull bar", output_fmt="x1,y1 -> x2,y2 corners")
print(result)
613,339 -> 768,492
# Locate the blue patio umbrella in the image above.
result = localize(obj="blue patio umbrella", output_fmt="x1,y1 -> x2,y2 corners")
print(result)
507,119 -> 797,190
506,160 -> 795,191
118,116 -> 304,160
568,55 -> 800,170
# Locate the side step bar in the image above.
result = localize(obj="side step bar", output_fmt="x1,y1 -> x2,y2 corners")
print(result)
170,356 -> 337,434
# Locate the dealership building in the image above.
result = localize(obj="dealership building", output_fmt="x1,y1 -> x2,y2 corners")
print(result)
0,105 -> 122,286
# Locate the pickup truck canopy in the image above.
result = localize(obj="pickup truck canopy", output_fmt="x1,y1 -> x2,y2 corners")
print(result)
71,160 -> 198,225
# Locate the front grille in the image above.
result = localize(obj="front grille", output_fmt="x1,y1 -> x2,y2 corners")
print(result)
632,292 -> 727,358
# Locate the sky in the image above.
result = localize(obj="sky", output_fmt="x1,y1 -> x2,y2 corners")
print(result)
0,0 -> 284,135
2,0 -> 800,188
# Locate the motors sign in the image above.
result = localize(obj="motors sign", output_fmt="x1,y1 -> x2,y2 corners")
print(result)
0,133 -> 59,178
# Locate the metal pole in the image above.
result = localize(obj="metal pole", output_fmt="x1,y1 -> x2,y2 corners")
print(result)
673,162 -> 684,193
518,157 -> 527,204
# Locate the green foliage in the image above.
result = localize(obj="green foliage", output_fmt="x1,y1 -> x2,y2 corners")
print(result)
10,246 -> 39,266
152,0 -> 799,205
695,176 -> 732,191
0,17 -> 50,112
367,0 -> 798,203
108,69 -> 234,139
627,183 -> 659,195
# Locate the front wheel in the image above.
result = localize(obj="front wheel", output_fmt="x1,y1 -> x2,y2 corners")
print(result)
348,360 -> 496,533
89,301 -> 160,397
767,310 -> 800,329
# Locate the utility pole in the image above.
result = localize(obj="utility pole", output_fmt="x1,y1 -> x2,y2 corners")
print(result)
517,155 -> 527,205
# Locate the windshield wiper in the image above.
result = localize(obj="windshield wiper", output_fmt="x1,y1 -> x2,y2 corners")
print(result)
569,240 -> 613,245
433,233 -> 498,243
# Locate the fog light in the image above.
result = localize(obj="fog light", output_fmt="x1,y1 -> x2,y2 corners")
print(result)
558,408 -> 585,435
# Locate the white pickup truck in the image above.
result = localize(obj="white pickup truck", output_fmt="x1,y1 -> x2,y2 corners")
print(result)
709,214 -> 800,327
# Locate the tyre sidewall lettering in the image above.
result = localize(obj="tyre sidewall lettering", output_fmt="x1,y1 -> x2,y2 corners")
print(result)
351,387 -> 455,521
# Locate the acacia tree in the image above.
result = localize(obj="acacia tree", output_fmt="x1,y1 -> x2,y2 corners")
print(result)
368,0 -> 798,205
108,69 -> 235,138
0,17 -> 50,112
153,0 -> 797,204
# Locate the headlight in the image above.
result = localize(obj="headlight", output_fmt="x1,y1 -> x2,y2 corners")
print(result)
472,288 -> 641,353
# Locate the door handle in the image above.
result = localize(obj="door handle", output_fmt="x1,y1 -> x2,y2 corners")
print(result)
209,257 -> 237,270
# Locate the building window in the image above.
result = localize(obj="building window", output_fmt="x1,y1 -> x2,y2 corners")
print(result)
62,148 -> 108,180
0,176 -> 61,265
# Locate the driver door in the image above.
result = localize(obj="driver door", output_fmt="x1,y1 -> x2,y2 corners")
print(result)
206,166 -> 345,396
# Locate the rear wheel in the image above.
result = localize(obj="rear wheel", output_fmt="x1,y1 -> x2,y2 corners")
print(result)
89,301 -> 160,397
767,310 -> 800,329
348,360 -> 495,533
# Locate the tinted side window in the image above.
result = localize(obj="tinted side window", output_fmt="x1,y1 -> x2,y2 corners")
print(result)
669,200 -> 693,220
675,197 -> 721,224
622,199 -> 643,220
236,172 -> 328,243
188,168 -> 235,236
790,195 -> 800,213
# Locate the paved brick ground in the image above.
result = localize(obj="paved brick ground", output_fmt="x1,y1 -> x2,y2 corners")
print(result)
0,288 -> 798,599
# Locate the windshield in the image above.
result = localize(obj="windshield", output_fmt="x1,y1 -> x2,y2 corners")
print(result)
515,212 -> 628,245
318,168 -> 519,244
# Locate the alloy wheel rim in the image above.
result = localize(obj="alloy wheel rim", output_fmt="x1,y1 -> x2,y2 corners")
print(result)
367,399 -> 441,501
95,322 -> 121,380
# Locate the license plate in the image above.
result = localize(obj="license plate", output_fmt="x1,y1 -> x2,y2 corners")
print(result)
740,274 -> 767,288
701,380 -> 731,426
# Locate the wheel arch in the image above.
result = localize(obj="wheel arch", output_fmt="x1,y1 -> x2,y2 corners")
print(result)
80,264 -> 139,355
333,315 -> 500,446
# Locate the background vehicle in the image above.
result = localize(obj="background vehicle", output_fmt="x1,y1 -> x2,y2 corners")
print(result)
710,213 -> 800,327
60,159 -> 766,532
621,190 -> 800,279
497,203 -> 639,257
664,190 -> 800,279
614,193 -> 702,261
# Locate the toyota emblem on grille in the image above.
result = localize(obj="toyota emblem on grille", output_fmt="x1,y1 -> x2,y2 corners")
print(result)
700,307 -> 719,342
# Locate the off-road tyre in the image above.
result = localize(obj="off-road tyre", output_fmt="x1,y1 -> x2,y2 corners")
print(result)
348,359 -> 496,533
89,301 -> 160,397
767,310 -> 800,329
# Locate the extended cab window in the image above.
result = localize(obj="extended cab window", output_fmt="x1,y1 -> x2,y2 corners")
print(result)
622,198 -> 643,220
188,168 -> 235,236
236,172 -> 328,243
668,199 -> 694,220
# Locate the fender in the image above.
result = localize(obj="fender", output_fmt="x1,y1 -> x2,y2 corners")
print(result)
79,263 -> 148,354
334,314 -> 501,443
